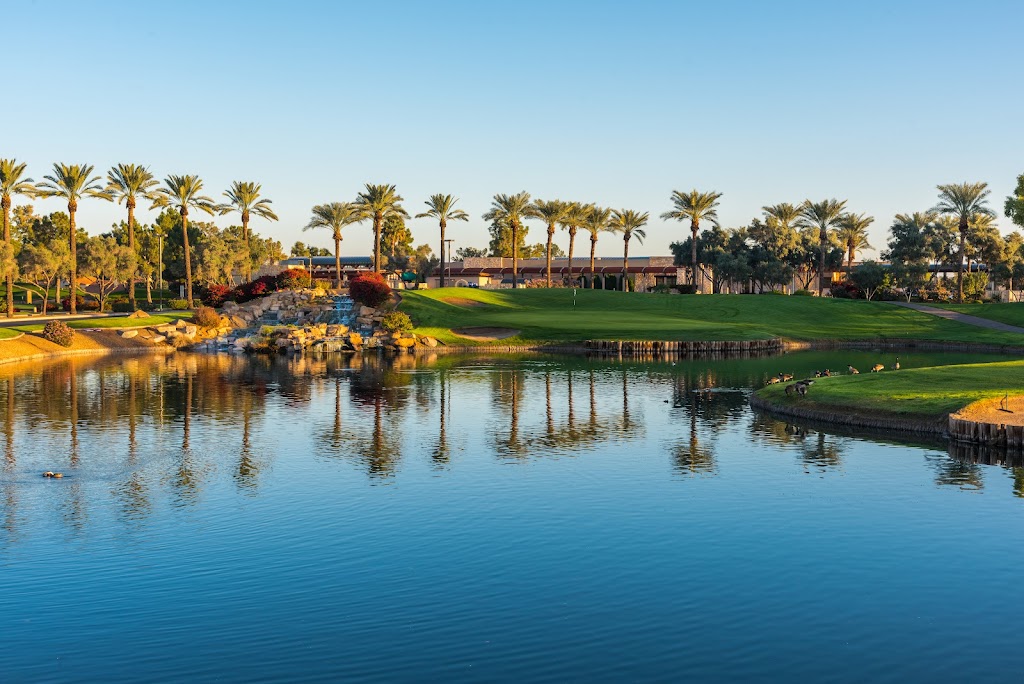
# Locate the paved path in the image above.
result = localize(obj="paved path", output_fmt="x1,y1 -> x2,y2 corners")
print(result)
888,301 -> 1024,334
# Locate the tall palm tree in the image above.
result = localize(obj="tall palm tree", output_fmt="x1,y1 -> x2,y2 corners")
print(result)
934,182 -> 995,302
0,159 -> 35,317
661,189 -> 722,291
583,205 -> 612,289
762,202 -> 803,231
355,184 -> 407,273
559,201 -> 588,285
304,202 -> 366,289
835,212 -> 874,270
105,164 -> 159,310
529,199 -> 568,288
482,192 -> 534,289
151,175 -> 217,308
609,209 -> 649,291
799,198 -> 847,294
219,181 -> 278,282
35,163 -> 107,314
415,194 -> 468,288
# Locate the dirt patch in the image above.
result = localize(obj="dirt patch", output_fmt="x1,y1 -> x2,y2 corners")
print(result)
951,396 -> 1024,427
441,297 -> 486,308
452,327 -> 520,341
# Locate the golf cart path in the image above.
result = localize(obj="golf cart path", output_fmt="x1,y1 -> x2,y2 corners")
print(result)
888,301 -> 1024,334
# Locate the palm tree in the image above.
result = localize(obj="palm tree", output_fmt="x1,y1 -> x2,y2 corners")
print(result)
105,164 -> 159,310
304,202 -> 366,289
355,184 -> 407,273
934,182 -> 995,302
35,164 -> 107,314
415,194 -> 468,288
835,212 -> 874,270
559,201 -> 588,285
529,199 -> 568,288
219,181 -> 278,282
799,199 -> 847,294
0,159 -> 35,317
151,175 -> 217,308
482,192 -> 534,289
583,205 -> 612,289
661,189 -> 722,291
609,209 -> 649,291
762,202 -> 803,231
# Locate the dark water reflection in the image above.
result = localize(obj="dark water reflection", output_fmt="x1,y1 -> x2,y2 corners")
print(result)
2,349 -> 1024,681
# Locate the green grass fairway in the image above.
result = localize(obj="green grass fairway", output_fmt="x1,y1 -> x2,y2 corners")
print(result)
755,360 -> 1024,420
927,302 -> 1024,328
4,312 -> 190,335
400,289 -> 1024,346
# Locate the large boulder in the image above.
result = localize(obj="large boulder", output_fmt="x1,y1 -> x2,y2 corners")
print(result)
120,329 -> 139,339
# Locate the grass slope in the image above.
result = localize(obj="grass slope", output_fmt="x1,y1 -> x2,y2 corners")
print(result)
755,360 -> 1024,420
927,302 -> 1024,328
400,289 -> 1024,346
2,312 -> 190,336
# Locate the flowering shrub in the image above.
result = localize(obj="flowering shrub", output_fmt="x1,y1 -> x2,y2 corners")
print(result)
276,268 -> 311,290
349,272 -> 391,308
381,311 -> 413,333
201,284 -> 234,307
192,306 -> 221,328
42,320 -> 74,347
61,296 -> 101,312
233,275 -> 278,303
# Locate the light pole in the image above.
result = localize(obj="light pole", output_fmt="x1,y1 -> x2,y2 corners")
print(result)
444,239 -> 454,288
307,256 -> 314,287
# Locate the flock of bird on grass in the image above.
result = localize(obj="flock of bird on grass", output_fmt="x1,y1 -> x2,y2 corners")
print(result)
769,358 -> 900,397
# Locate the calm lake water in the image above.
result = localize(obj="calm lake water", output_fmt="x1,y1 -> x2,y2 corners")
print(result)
2,349 -> 1023,682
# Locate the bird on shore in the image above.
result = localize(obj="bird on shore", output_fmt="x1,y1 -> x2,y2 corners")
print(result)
871,363 -> 885,372
779,373 -> 793,382
892,357 -> 900,371
848,365 -> 860,374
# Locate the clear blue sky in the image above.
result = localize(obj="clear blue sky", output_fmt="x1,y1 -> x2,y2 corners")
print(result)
3,0 -> 1022,259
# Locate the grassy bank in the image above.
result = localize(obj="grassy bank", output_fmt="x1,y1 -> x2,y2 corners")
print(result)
928,302 -> 1024,328
400,289 -> 1024,346
2,312 -> 189,335
754,360 -> 1024,421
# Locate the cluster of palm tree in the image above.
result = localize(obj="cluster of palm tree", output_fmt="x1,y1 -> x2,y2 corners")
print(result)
0,158 -> 278,315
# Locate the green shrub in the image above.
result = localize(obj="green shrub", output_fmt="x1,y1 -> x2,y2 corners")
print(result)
675,284 -> 697,294
42,320 -> 74,347
792,289 -> 813,297
766,289 -> 787,295
169,299 -> 190,310
192,306 -> 221,328
381,311 -> 413,333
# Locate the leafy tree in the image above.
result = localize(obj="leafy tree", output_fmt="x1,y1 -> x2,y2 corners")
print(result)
303,202 -> 365,289
848,261 -> 892,300
1006,173 -> 1024,228
661,189 -> 722,291
151,175 -> 218,308
993,232 -> 1024,300
1,159 -> 36,317
455,246 -> 487,260
105,164 -> 159,310
789,228 -> 844,291
79,235 -> 136,311
559,201 -> 588,283
885,212 -> 936,293
933,182 -> 995,302
415,194 -> 468,288
578,205 -> 610,289
799,198 -> 847,293
135,223 -> 162,304
194,225 -> 247,286
609,209 -> 648,291
17,239 -> 68,315
483,192 -> 536,288
529,199 -> 568,288
381,213 -> 413,273
219,181 -> 278,281
835,212 -> 874,269
355,184 -> 407,273
291,241 -> 331,257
